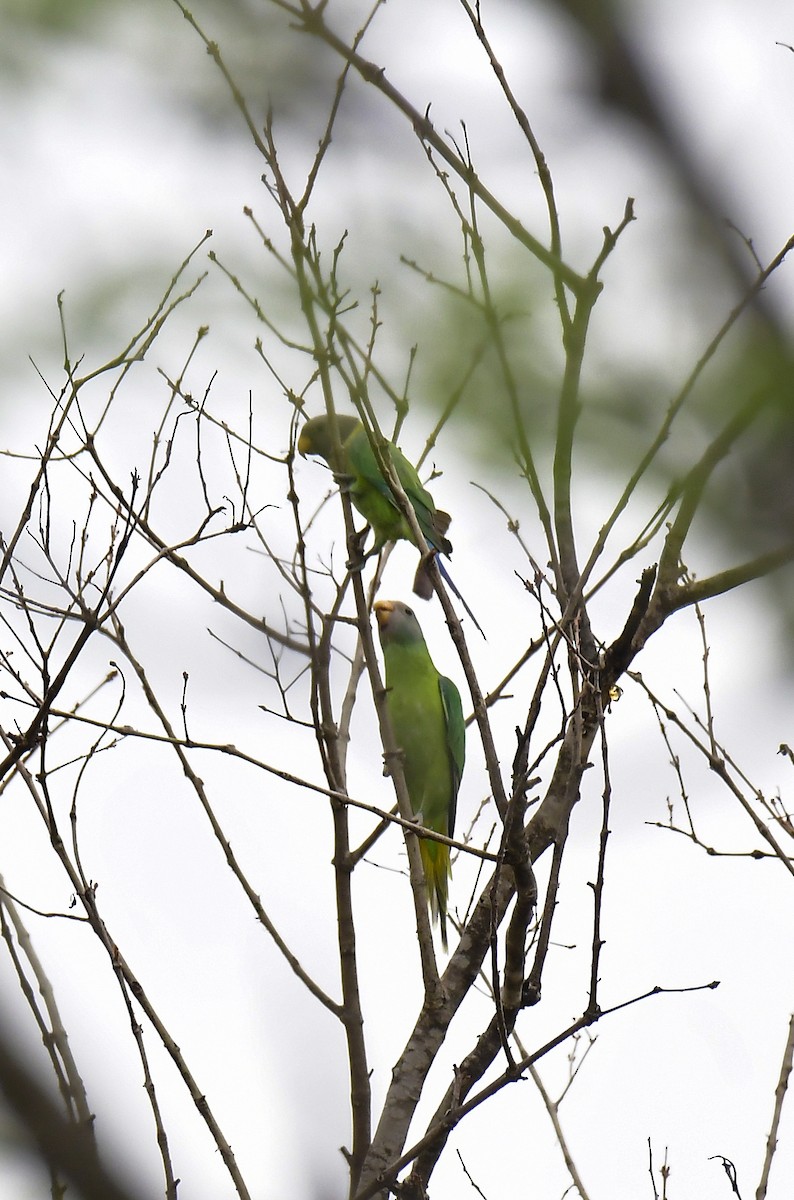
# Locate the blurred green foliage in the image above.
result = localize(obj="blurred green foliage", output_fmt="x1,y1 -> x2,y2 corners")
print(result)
0,0 -> 335,128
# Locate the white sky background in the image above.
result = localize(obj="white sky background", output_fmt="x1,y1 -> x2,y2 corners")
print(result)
1,1 -> 794,1198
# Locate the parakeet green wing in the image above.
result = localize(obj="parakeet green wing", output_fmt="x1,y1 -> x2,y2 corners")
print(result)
345,424 -> 452,558
439,673 -> 465,837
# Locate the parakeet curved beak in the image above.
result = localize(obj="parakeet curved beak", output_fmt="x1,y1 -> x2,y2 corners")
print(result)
297,428 -> 312,456
374,599 -> 394,629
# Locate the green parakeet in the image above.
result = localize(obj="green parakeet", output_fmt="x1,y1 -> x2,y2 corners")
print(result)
375,598 -> 465,950
298,413 -> 451,599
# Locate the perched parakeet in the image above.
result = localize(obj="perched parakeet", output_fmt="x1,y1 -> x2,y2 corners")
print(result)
298,413 -> 451,599
374,599 -> 465,950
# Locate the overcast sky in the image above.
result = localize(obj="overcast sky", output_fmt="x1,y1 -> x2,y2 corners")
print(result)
1,2 -> 794,1198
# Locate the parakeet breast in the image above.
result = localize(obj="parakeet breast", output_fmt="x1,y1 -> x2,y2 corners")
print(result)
384,653 -> 453,833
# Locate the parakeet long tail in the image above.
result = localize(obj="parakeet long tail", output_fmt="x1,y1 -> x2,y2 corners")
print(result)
419,837 -> 451,951
435,556 -> 486,640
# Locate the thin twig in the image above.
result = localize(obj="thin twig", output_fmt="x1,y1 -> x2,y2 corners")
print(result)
756,1013 -> 794,1200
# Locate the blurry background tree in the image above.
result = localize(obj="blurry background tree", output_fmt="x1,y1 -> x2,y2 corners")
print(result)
0,1 -> 793,1198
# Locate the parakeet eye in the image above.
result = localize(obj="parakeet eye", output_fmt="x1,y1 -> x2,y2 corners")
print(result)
405,606 -> 414,617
